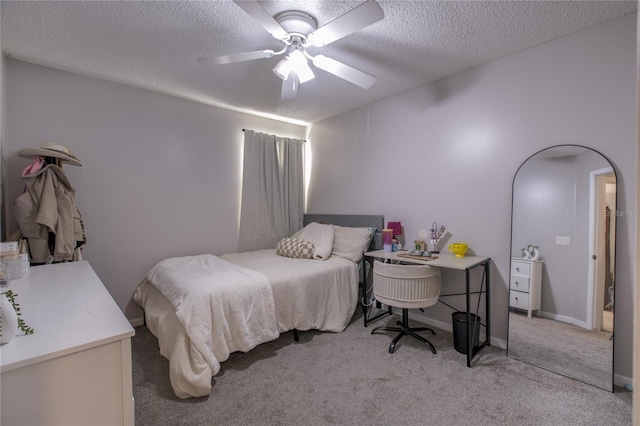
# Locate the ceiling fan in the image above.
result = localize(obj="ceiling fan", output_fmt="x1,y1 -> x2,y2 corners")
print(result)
198,0 -> 384,100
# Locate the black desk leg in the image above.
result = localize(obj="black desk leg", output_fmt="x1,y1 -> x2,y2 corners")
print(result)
466,260 -> 491,367
466,268 -> 472,367
364,300 -> 392,327
485,261 -> 491,347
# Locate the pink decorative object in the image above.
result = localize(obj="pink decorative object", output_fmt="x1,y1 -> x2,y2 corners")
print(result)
382,229 -> 393,252
387,222 -> 402,251
387,221 -> 402,237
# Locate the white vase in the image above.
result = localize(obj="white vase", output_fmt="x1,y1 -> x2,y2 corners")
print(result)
0,293 -> 19,344
531,246 -> 540,260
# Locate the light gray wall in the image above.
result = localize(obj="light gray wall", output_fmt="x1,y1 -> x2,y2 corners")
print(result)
307,14 -> 637,378
512,150 -> 611,323
513,156 -> 580,319
4,60 -> 306,320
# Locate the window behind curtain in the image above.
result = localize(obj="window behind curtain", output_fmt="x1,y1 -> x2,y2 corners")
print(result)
237,130 -> 305,252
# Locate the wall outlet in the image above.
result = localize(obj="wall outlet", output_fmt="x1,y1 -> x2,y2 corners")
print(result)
556,236 -> 571,246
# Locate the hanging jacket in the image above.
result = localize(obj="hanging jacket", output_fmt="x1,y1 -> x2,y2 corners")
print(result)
15,164 -> 85,263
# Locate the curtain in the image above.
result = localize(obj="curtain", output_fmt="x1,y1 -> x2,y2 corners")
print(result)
238,130 -> 305,252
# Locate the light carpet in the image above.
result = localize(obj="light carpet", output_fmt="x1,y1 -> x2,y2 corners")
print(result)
132,311 -> 632,425
508,311 -> 613,391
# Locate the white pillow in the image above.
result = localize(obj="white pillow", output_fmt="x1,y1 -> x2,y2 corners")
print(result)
291,227 -> 304,239
331,225 -> 372,263
299,222 -> 335,260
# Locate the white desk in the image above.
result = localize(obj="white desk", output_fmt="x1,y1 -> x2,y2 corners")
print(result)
364,250 -> 491,367
1,261 -> 135,426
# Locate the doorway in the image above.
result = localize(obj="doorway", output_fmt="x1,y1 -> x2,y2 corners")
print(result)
588,168 -> 616,332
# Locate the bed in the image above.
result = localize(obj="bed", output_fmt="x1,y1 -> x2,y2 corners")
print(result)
134,214 -> 383,398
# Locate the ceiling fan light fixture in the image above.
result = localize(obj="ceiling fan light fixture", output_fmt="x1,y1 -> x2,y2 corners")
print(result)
288,49 -> 307,66
288,49 -> 315,83
273,58 -> 291,80
295,62 -> 315,84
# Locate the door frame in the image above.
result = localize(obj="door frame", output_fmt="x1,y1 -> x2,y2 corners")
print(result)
587,167 -> 615,330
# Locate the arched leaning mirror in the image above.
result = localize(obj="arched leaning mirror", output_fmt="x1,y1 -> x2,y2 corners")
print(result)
508,145 -> 615,392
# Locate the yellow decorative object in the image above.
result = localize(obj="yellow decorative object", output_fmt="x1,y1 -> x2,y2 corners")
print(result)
448,242 -> 468,257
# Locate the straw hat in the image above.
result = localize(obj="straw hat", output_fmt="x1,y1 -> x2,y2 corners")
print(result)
19,142 -> 83,167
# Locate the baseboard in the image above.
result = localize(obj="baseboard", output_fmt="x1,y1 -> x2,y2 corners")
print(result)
130,317 -> 145,327
405,309 -> 507,350
491,336 -> 508,350
539,311 -> 588,329
614,373 -> 632,389
406,310 -> 452,333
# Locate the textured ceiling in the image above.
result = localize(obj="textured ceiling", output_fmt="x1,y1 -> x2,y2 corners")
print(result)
1,1 -> 637,125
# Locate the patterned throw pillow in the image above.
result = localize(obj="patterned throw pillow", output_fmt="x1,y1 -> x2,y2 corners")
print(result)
276,238 -> 315,259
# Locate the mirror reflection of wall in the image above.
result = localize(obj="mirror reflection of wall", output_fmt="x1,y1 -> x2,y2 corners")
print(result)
508,145 -> 615,392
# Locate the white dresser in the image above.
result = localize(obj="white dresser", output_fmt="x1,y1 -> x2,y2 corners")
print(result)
509,257 -> 543,318
0,261 -> 135,426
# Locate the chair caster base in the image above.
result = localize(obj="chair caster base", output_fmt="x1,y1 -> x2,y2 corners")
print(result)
372,317 -> 437,355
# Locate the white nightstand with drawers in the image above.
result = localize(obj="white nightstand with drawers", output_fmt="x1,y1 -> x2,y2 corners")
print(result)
509,258 -> 543,318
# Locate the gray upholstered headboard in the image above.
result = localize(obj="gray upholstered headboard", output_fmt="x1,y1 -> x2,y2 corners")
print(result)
303,214 -> 384,250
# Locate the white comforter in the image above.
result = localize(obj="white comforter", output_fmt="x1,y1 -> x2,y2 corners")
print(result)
145,255 -> 279,387
221,250 -> 358,333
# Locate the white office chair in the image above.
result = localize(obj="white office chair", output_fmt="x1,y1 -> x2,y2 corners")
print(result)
371,260 -> 442,354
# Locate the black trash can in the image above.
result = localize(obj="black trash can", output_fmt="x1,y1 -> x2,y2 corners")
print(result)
452,312 -> 481,354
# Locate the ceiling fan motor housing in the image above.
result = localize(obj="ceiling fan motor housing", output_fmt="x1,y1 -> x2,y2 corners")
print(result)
275,11 -> 317,39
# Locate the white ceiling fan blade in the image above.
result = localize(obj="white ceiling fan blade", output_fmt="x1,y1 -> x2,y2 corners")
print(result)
233,0 -> 289,40
307,0 -> 384,47
281,71 -> 298,100
197,50 -> 275,66
312,55 -> 376,89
